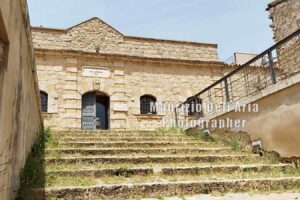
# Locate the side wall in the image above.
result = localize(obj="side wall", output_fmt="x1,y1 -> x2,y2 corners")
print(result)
213,78 -> 300,157
0,0 -> 43,199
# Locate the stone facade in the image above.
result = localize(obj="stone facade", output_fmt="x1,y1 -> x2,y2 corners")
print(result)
0,0 -> 43,199
32,18 -> 218,62
32,18 -> 233,131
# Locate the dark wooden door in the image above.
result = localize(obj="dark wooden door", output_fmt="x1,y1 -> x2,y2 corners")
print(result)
96,96 -> 109,130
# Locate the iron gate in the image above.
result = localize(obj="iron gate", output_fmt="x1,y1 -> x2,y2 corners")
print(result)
82,92 -> 96,130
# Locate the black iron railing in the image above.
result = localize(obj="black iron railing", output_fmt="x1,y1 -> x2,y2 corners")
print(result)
175,28 -> 300,123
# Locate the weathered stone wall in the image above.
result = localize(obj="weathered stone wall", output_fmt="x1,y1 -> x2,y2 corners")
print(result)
268,0 -> 300,41
0,0 -> 43,199
32,18 -> 218,62
35,49 -> 231,131
212,75 -> 300,157
268,0 -> 300,77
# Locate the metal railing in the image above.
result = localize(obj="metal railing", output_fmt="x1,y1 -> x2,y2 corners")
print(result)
175,28 -> 300,123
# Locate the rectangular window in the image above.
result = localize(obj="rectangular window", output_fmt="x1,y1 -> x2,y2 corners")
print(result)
40,91 -> 48,112
0,9 -> 8,69
0,40 -> 4,66
0,10 -> 9,113
0,39 -> 8,69
187,98 -> 203,117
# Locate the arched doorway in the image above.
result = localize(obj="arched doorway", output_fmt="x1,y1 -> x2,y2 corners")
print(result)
82,91 -> 109,130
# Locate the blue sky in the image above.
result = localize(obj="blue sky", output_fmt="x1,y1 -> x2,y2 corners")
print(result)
27,0 -> 274,61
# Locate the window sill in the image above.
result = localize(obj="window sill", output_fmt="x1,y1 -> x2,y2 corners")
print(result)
42,112 -> 58,117
184,115 -> 202,120
134,114 -> 164,121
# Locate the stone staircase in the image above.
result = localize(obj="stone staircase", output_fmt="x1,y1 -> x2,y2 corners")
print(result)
31,130 -> 300,200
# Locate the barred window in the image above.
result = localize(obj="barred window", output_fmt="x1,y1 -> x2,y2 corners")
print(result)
0,11 -> 9,70
0,40 -> 4,67
0,39 -> 8,69
40,91 -> 48,112
187,97 -> 203,116
140,95 -> 157,114
0,11 -> 9,110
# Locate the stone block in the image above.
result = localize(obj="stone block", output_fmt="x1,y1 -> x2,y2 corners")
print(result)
53,66 -> 64,72
64,85 -> 77,90
65,76 -> 77,81
66,58 -> 78,64
113,104 -> 128,112
114,70 -> 125,76
63,94 -> 81,100
66,67 -> 78,72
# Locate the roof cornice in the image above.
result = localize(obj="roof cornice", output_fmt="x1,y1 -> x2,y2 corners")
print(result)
34,48 -> 224,67
267,0 -> 289,10
124,35 -> 218,47
31,17 -> 217,47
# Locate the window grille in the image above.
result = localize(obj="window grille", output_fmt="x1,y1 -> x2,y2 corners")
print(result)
40,91 -> 48,112
140,95 -> 157,114
188,98 -> 203,116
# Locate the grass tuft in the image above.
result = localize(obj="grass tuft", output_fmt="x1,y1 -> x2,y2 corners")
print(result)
190,129 -> 215,142
16,127 -> 54,200
229,139 -> 241,151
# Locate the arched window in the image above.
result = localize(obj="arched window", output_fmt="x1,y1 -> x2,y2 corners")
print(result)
140,95 -> 157,114
40,91 -> 48,112
187,97 -> 203,116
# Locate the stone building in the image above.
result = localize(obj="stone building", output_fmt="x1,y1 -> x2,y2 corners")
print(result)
32,18 -> 234,131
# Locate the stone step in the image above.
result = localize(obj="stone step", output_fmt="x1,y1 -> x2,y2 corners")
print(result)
161,163 -> 291,175
47,167 -> 153,177
57,136 -> 197,142
45,154 -> 258,164
41,165 -> 300,186
45,147 -> 232,156
54,130 -> 158,134
32,177 -> 300,200
45,160 -> 275,171
45,164 -> 291,177
51,132 -> 185,138
57,141 -> 212,148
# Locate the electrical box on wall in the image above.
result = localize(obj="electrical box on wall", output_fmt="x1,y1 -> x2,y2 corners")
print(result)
13,176 -> 20,192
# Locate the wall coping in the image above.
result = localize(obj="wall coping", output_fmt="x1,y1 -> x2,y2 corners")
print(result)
31,17 -> 217,48
267,0 -> 289,10
34,48 -> 226,67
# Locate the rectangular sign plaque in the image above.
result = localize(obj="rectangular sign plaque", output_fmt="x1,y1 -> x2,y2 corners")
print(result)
113,104 -> 128,112
82,66 -> 110,78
